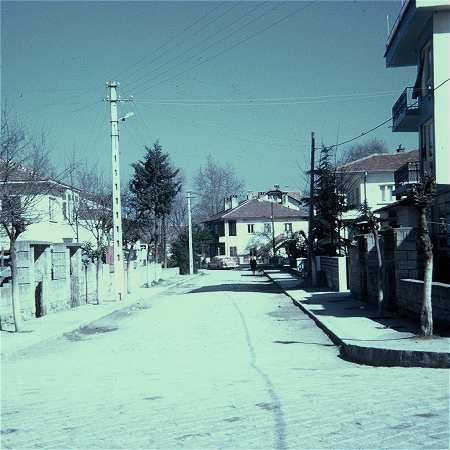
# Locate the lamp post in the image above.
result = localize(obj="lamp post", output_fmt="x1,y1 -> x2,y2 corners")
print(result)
265,185 -> 284,259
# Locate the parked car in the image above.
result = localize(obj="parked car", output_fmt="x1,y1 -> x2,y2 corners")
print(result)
207,256 -> 239,270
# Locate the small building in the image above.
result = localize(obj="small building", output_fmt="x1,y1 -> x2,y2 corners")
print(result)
203,194 -> 308,262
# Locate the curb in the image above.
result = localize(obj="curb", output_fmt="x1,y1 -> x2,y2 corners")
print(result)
264,270 -> 450,369
2,273 -> 199,361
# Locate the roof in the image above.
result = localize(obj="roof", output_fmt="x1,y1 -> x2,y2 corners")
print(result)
204,199 -> 308,222
337,150 -> 419,174
374,197 -> 413,213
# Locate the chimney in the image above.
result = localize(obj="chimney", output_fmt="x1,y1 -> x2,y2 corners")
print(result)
396,144 -> 405,153
224,197 -> 231,210
231,195 -> 239,209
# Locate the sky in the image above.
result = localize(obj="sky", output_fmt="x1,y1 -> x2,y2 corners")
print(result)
2,0 -> 418,193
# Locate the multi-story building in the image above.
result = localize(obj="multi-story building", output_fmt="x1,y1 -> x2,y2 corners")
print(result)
203,191 -> 308,262
386,0 -> 449,183
384,0 -> 450,281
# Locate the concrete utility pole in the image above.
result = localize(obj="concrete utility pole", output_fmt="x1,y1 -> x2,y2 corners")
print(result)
187,192 -> 194,275
106,81 -> 132,301
308,132 -> 316,286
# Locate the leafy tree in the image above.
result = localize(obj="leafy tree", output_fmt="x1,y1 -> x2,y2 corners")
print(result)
193,155 -> 245,220
129,141 -> 181,266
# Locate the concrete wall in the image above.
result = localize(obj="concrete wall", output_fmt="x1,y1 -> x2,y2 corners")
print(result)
0,241 -> 173,326
398,279 -> 450,325
318,256 -> 348,292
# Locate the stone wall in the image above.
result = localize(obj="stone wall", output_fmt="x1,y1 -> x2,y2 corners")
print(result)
319,256 -> 347,292
398,279 -> 450,325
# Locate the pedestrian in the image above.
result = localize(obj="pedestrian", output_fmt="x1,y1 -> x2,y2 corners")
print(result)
250,257 -> 257,275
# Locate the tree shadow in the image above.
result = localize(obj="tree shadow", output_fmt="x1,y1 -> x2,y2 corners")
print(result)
187,281 -> 282,295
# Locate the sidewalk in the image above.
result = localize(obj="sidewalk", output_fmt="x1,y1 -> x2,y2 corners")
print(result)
1,271 -> 196,361
264,269 -> 450,368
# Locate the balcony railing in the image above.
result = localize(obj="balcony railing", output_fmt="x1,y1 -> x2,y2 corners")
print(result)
392,87 -> 420,132
394,160 -> 420,199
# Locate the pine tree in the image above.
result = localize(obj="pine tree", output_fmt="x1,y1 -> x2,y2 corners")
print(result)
129,142 -> 181,265
314,145 -> 348,256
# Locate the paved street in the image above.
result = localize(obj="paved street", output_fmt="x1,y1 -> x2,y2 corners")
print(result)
1,270 -> 449,449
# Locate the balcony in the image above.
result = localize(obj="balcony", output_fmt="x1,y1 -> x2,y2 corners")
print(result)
392,87 -> 420,132
394,160 -> 420,199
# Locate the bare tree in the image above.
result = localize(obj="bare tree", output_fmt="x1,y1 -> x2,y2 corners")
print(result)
0,111 -> 61,331
339,138 -> 388,165
409,176 -> 435,336
193,155 -> 245,220
75,164 -> 112,305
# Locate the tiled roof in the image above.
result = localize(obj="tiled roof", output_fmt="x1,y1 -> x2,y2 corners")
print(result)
0,161 -> 48,182
337,149 -> 419,173
204,199 -> 308,222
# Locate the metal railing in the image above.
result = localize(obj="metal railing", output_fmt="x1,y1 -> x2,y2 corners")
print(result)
392,87 -> 419,128
394,161 -> 420,186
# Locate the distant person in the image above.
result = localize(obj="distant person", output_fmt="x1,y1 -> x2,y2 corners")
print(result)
250,257 -> 257,275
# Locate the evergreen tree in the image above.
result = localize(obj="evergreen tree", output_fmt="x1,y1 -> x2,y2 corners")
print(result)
129,142 -> 181,264
313,146 -> 348,256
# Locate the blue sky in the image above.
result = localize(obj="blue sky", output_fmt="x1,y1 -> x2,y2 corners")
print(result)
2,0 -> 417,192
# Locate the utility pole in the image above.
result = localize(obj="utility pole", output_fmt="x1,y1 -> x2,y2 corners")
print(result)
187,192 -> 194,275
106,81 -> 132,301
308,132 -> 316,286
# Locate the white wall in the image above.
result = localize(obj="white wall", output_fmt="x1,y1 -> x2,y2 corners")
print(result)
433,10 -> 450,184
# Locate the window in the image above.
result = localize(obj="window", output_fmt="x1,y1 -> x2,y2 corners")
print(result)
247,224 -> 255,233
264,223 -> 271,234
420,119 -> 435,175
218,222 -> 225,237
284,223 -> 292,232
228,220 -> 237,236
230,246 -> 237,257
49,197 -> 57,222
218,243 -> 226,256
421,42 -> 433,95
380,185 -> 394,203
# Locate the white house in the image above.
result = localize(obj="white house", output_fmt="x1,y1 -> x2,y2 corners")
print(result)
0,163 -> 98,249
203,193 -> 308,262
337,148 -> 419,217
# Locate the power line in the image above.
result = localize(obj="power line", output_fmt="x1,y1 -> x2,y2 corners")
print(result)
117,2 -> 226,87
135,1 -> 317,94
133,90 -> 398,106
128,1 -> 273,93
328,77 -> 450,151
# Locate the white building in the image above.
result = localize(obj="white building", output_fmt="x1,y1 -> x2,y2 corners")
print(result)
0,164 -> 97,249
203,193 -> 308,262
385,0 -> 450,184
337,149 -> 419,216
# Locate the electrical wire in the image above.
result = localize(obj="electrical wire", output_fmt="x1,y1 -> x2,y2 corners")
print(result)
127,1 -> 273,92
120,2 -> 228,88
133,1 -> 317,95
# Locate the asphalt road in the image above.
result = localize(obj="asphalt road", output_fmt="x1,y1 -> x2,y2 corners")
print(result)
1,270 -> 449,449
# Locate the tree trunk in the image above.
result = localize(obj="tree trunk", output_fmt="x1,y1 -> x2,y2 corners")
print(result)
419,207 -> 433,336
162,214 -> 167,269
9,237 -> 23,332
95,257 -> 102,305
373,228 -> 384,317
